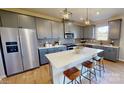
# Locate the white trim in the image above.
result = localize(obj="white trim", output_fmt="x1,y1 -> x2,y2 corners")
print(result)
0,75 -> 6,80
119,59 -> 124,62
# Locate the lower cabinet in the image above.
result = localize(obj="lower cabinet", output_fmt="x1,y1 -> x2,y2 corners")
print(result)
103,47 -> 119,61
38,47 -> 66,65
85,44 -> 119,62
38,49 -> 49,65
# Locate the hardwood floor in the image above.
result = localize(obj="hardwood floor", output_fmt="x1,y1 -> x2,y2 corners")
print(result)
0,60 -> 124,84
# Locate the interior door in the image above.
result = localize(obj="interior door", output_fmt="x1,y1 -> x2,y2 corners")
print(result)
0,27 -> 23,76
19,28 -> 39,71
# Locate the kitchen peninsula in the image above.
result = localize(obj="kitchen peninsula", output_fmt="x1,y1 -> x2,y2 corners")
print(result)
46,47 -> 103,84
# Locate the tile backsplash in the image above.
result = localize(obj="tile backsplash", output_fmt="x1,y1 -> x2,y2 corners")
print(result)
38,38 -> 75,47
38,38 -> 120,47
79,39 -> 120,46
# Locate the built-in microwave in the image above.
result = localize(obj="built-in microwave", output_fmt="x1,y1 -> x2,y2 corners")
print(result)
64,33 -> 74,39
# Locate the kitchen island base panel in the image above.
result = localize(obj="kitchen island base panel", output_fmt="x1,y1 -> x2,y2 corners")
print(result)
51,64 -> 82,84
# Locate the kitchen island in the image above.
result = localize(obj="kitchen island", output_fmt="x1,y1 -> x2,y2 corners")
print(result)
46,47 -> 103,84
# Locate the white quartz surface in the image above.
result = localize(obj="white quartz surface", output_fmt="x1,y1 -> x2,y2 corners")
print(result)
46,47 -> 103,69
38,45 -> 66,49
84,43 -> 119,48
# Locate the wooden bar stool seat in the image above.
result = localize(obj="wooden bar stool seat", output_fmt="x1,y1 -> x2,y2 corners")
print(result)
82,61 -> 93,68
63,67 -> 81,84
81,61 -> 97,84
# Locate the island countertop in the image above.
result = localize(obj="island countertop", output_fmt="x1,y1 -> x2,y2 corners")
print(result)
46,47 -> 103,69
46,47 -> 103,84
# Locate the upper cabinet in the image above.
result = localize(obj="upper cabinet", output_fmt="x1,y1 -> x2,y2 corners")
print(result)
36,18 -> 52,39
51,21 -> 64,39
18,15 -> 36,29
64,22 -> 83,38
83,25 -> 95,39
108,19 -> 121,40
36,18 -> 64,39
71,25 -> 82,39
0,10 -> 18,28
0,10 -> 36,29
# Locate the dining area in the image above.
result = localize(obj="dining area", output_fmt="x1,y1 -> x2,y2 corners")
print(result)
46,47 -> 105,84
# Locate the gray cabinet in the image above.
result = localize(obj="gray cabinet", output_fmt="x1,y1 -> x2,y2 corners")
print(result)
83,25 -> 95,39
64,23 -> 83,39
0,10 -> 36,29
103,47 -> 119,61
36,18 -> 64,39
52,21 -> 64,39
108,19 -> 121,40
39,46 -> 66,65
0,10 -> 18,28
39,49 -> 49,65
18,15 -> 36,29
36,18 -> 52,39
87,44 -> 119,61
73,25 -> 81,39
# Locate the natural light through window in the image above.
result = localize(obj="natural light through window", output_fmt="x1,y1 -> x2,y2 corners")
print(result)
96,26 -> 109,40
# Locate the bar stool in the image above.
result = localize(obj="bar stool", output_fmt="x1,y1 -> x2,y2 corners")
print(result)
93,56 -> 105,77
81,61 -> 97,84
63,67 -> 81,84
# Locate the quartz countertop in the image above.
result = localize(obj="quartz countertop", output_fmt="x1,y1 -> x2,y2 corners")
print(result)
46,47 -> 103,69
84,43 -> 119,48
38,45 -> 66,50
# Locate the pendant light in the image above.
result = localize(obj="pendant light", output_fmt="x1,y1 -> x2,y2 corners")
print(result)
62,8 -> 72,20
85,8 -> 90,25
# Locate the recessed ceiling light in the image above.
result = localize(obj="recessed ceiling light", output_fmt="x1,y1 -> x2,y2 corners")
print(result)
80,17 -> 83,20
96,11 -> 100,15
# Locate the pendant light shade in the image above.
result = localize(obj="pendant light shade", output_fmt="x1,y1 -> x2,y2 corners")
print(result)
85,8 -> 90,25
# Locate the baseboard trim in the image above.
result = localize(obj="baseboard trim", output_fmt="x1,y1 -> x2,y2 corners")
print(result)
0,75 -> 6,80
118,59 -> 124,62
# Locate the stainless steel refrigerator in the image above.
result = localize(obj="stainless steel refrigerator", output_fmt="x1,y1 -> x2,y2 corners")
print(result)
0,27 -> 39,76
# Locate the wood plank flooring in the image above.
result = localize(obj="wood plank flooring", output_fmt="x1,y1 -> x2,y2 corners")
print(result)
0,60 -> 124,84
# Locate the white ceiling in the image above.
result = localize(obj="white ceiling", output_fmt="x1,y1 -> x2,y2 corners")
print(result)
23,8 -> 124,23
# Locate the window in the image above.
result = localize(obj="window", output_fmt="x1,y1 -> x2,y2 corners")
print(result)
96,26 -> 109,40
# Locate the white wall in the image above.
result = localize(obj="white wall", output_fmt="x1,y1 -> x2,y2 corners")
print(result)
0,49 -> 6,80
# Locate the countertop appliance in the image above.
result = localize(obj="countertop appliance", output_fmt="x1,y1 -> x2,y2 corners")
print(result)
0,27 -> 39,76
64,33 -> 74,39
63,43 -> 77,50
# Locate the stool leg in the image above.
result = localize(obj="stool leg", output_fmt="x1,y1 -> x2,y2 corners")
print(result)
102,60 -> 105,72
94,68 -> 97,81
89,69 -> 92,84
99,61 -> 102,77
79,76 -> 82,84
81,65 -> 83,74
63,76 -> 65,84
72,80 -> 73,84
